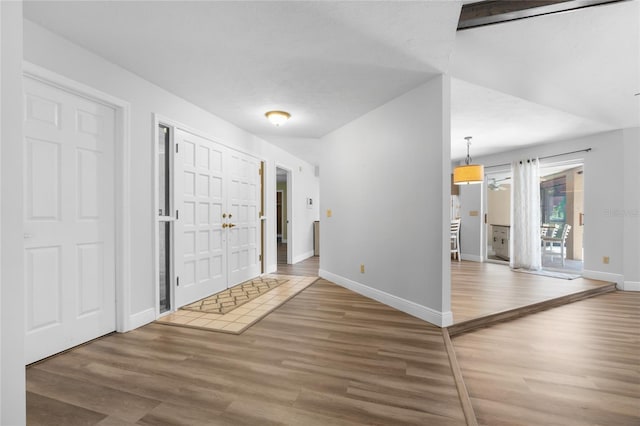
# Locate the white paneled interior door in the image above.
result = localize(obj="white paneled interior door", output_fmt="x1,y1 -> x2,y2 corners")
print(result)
23,77 -> 116,364
174,129 -> 261,308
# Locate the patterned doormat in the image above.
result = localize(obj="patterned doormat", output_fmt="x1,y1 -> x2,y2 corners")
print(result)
181,276 -> 288,315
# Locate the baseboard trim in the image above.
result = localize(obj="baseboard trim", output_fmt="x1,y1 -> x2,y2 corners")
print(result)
623,281 -> 640,291
127,308 -> 155,331
582,270 -> 624,289
460,254 -> 482,262
292,250 -> 314,264
319,269 -> 452,327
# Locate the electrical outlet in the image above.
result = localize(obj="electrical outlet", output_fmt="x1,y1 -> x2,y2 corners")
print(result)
326,209 -> 332,218
603,256 -> 610,264
360,264 -> 365,273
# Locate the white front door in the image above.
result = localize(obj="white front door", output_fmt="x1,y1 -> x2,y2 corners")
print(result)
227,151 -> 261,285
23,77 -> 116,364
174,130 -> 227,307
174,129 -> 261,307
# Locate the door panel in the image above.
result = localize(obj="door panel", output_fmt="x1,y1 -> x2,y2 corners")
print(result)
23,77 -> 116,364
174,130 -> 227,307
227,153 -> 261,285
174,129 -> 261,307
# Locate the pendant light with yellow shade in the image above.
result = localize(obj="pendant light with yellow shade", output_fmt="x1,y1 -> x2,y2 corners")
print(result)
454,136 -> 484,185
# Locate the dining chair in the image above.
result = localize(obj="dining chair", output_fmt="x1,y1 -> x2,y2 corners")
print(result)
541,223 -> 571,265
451,219 -> 461,262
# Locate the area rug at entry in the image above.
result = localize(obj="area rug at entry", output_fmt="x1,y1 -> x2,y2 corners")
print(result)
181,276 -> 288,314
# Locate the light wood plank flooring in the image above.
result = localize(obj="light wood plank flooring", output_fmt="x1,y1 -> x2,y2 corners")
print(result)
27,279 -> 466,426
276,253 -> 319,277
452,291 -> 640,426
27,258 -> 631,425
276,257 -> 613,325
450,261 -> 612,323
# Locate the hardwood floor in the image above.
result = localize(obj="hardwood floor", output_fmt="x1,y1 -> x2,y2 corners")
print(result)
27,279 -> 466,426
276,253 -> 319,277
277,241 -> 288,265
26,259 -> 636,425
450,261 -> 612,324
452,291 -> 640,426
274,256 -> 614,326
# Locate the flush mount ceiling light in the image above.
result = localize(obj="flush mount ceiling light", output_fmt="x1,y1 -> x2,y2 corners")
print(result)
265,110 -> 291,127
453,136 -> 484,185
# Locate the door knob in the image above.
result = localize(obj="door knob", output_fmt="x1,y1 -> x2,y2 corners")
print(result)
228,223 -> 236,228
222,213 -> 227,218
222,223 -> 228,228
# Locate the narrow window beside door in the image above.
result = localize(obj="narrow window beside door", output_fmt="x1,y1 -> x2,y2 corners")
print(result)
158,124 -> 171,313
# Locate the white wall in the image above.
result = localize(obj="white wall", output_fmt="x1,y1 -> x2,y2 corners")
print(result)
458,184 -> 483,261
622,127 -> 640,290
460,129 -> 639,288
1,2 -> 26,424
23,20 -> 320,329
288,164 -> 320,264
319,75 -> 452,326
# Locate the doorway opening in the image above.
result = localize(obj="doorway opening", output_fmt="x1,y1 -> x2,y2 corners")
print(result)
486,171 -> 511,264
154,121 -> 264,314
539,163 -> 584,273
276,167 -> 292,265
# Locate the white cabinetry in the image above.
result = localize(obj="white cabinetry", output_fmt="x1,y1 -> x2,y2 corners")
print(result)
492,225 -> 510,261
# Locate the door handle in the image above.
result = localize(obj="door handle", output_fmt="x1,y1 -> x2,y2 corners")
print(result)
228,223 -> 236,228
222,223 -> 228,229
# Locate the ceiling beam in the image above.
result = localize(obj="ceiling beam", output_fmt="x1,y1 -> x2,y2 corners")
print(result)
458,0 -> 627,30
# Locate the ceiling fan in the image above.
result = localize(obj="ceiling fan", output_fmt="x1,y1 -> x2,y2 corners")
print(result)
488,177 -> 510,191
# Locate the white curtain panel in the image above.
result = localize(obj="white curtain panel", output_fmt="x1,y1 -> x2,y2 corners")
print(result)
510,158 -> 541,270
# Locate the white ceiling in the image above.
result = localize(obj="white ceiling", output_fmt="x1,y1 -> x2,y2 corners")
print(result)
450,0 -> 640,160
24,1 -> 639,166
24,0 -> 460,139
450,78 -> 611,160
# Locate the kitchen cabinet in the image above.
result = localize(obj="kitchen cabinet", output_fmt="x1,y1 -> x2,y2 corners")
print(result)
492,225 -> 510,261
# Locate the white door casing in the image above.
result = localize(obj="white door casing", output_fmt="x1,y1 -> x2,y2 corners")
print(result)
174,129 -> 261,308
23,76 -> 116,364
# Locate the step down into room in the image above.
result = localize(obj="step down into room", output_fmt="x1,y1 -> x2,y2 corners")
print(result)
447,282 -> 617,337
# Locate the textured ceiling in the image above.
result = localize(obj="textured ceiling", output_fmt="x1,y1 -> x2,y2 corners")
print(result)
24,0 -> 460,139
450,0 -> 639,160
24,1 -> 639,166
